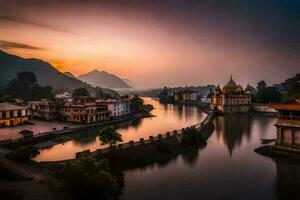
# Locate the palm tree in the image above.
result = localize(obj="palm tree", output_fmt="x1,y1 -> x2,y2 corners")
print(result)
99,126 -> 123,147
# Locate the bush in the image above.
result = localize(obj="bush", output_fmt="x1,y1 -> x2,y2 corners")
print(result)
5,146 -> 39,163
180,127 -> 203,147
156,141 -> 172,154
60,158 -> 119,198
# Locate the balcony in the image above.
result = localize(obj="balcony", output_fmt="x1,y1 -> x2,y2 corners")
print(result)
277,115 -> 300,127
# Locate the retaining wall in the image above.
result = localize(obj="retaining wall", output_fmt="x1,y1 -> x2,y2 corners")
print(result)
76,111 -> 215,159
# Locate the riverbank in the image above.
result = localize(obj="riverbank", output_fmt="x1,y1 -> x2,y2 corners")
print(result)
39,111 -> 215,166
0,112 -> 155,151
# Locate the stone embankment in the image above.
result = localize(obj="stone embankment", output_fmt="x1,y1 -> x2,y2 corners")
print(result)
75,111 -> 215,159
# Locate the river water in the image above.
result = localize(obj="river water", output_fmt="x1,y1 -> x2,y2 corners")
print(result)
35,98 -> 206,161
35,98 -> 300,199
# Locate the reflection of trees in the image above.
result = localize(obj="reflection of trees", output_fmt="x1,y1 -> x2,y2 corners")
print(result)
173,104 -> 184,120
72,128 -> 98,146
253,116 -> 275,139
214,115 -> 253,157
274,159 -> 300,200
181,148 -> 200,167
114,118 -> 142,130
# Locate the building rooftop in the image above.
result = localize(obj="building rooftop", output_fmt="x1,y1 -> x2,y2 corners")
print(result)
0,103 -> 28,111
270,98 -> 300,111
223,75 -> 237,90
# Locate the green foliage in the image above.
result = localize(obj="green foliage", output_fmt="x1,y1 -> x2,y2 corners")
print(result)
5,71 -> 54,101
130,94 -> 144,112
180,127 -> 203,147
280,74 -> 300,92
5,146 -> 39,163
99,126 -> 123,146
255,86 -> 282,103
158,87 -> 173,103
95,87 -> 111,99
60,158 -> 118,198
256,80 -> 267,92
0,95 -> 16,103
72,88 -> 90,97
285,82 -> 300,100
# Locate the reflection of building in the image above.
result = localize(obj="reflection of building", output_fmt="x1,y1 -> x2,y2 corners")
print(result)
211,76 -> 252,113
271,98 -> 300,151
0,103 -> 29,127
173,91 -> 198,101
214,115 -> 252,156
274,159 -> 300,199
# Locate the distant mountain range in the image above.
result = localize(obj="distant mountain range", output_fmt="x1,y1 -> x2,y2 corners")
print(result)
123,78 -> 136,88
64,71 -> 75,78
77,69 -> 132,89
0,50 -> 118,96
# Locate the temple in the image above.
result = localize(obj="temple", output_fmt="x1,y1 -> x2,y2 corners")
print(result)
271,98 -> 300,152
211,76 -> 252,114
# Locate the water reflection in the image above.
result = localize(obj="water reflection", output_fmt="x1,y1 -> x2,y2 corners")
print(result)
215,115 -> 253,157
120,115 -> 282,200
181,148 -> 201,167
274,159 -> 300,200
35,98 -> 206,161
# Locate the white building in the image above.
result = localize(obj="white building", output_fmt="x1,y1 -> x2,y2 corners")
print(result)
97,99 -> 131,118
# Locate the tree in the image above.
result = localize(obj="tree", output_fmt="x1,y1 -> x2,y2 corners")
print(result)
255,86 -> 282,103
6,71 -> 54,101
158,87 -> 173,103
285,82 -> 300,100
180,127 -> 203,147
72,88 -> 90,97
95,87 -> 111,99
256,80 -> 267,92
130,94 -> 144,112
60,158 -> 119,198
99,126 -> 123,147
0,95 -> 16,103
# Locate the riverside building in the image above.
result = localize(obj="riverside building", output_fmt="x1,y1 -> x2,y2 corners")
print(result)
271,98 -> 300,152
210,76 -> 252,114
0,103 -> 29,127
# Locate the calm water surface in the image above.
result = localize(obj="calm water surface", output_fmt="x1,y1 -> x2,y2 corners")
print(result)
121,112 -> 300,200
35,98 -> 206,161
35,98 -> 300,199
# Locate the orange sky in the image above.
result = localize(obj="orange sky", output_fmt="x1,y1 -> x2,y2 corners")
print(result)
0,0 -> 299,88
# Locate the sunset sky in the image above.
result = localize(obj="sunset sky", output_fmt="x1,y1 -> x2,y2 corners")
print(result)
0,0 -> 299,88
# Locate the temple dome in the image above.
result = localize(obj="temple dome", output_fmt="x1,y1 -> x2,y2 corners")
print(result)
223,76 -> 237,90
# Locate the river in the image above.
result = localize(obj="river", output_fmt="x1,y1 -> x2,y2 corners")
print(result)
35,98 -> 300,199
34,98 -> 206,161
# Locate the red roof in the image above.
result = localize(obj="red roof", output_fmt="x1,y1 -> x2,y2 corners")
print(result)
270,98 -> 300,111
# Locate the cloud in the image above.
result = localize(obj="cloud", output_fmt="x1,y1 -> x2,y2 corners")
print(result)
0,40 -> 45,50
0,15 -> 74,35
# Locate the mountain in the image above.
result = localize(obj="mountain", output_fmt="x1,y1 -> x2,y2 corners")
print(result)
64,71 -> 75,78
123,78 -> 136,88
0,50 -> 118,96
77,69 -> 131,89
